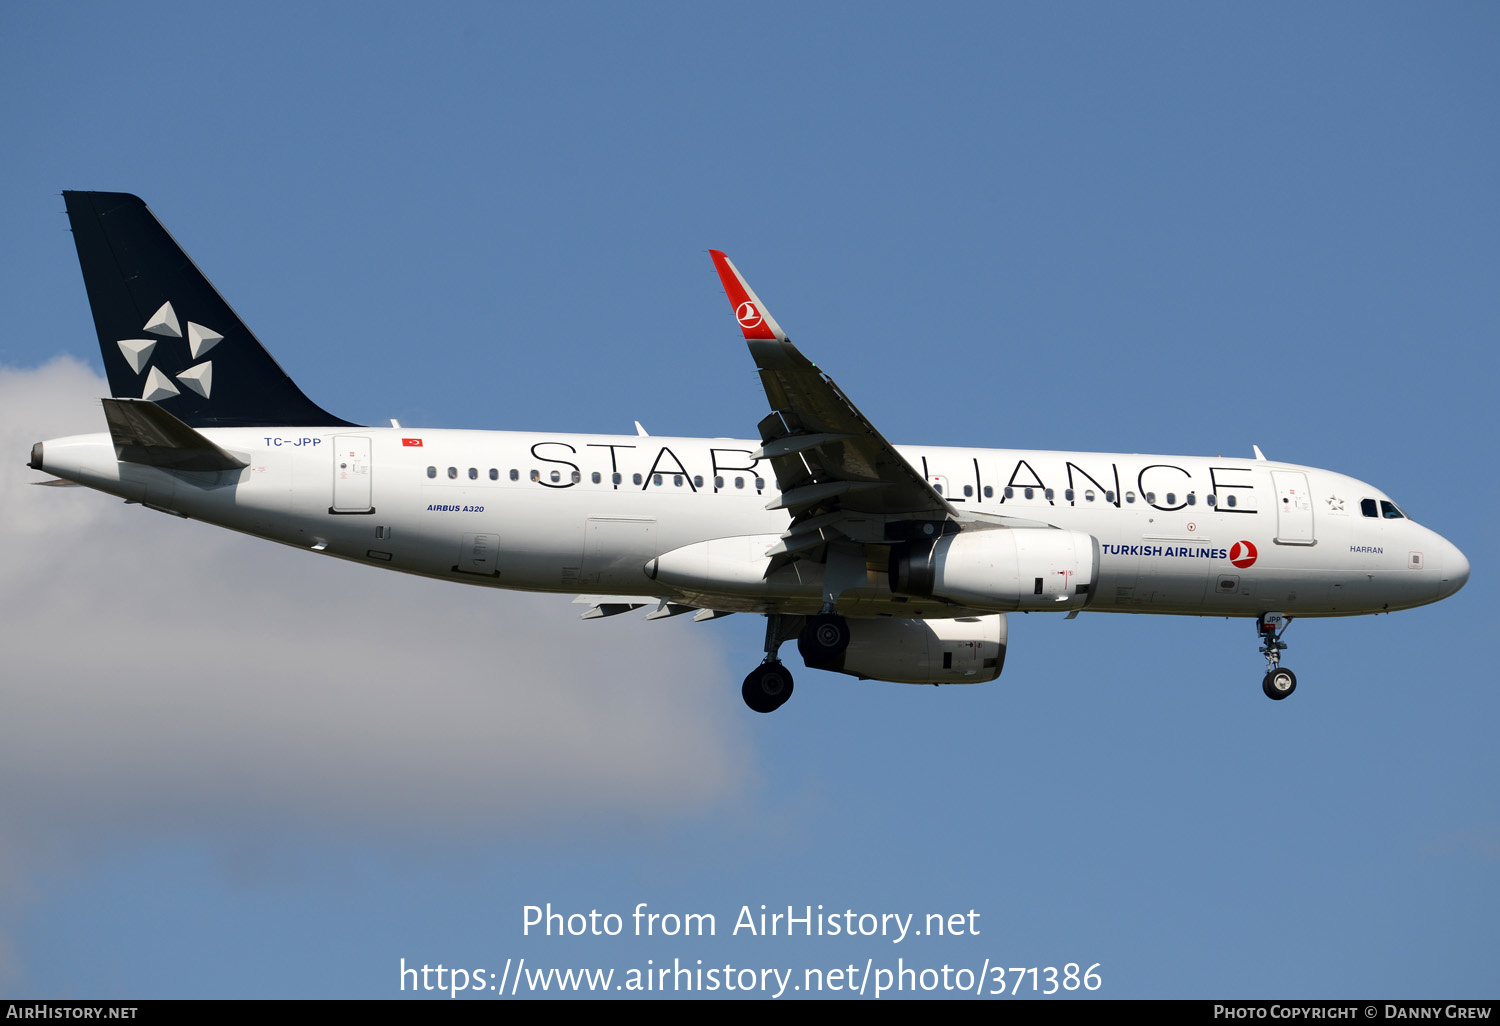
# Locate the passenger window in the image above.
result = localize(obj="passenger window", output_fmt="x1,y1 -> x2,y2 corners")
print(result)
612,473 -> 622,485
1361,499 -> 1378,518
1105,490 -> 1116,503
1044,488 -> 1054,500
1084,489 -> 1094,502
591,472 -> 601,484
1125,491 -> 1136,503
693,475 -> 703,488
509,469 -> 519,481
1164,493 -> 1174,505
1186,492 -> 1195,506
530,470 -> 540,482
1004,487 -> 1014,498
1380,500 -> 1405,520
673,475 -> 683,487
653,474 -> 663,486
714,476 -> 724,489
448,467 -> 458,480
983,486 -> 993,498
469,467 -> 477,480
934,483 -> 944,495
755,477 -> 765,490
1227,495 -> 1237,507
571,471 -> 581,484
963,485 -> 973,497
735,477 -> 745,489
1207,494 -> 1216,507
1145,492 -> 1155,503
550,471 -> 561,483
633,473 -> 643,485
426,466 -> 436,479
489,469 -> 498,481
1023,488 -> 1034,500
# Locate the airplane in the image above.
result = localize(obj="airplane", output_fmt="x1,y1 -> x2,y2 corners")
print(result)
30,192 -> 1469,713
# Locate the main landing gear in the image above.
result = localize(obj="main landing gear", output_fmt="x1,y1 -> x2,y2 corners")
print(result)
742,662 -> 794,714
741,612 -> 854,713
1257,612 -> 1296,701
797,612 -> 851,668
742,613 -> 805,714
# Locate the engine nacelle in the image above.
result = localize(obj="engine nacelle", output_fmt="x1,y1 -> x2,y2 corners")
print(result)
812,614 -> 1007,684
889,527 -> 1099,612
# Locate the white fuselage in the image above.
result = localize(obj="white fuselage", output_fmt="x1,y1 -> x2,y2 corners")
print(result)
37,426 -> 1466,620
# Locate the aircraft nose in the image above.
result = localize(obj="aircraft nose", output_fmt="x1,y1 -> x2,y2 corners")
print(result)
1439,537 -> 1469,599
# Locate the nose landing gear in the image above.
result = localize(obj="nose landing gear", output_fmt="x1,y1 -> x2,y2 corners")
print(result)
1257,612 -> 1296,700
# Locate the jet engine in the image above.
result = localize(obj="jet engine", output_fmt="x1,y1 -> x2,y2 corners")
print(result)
889,527 -> 1099,612
805,614 -> 1008,683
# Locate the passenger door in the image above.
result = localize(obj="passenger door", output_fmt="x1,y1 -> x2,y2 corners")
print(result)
1271,470 -> 1314,545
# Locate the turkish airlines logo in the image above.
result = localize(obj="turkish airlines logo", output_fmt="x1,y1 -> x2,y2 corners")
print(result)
1229,540 -> 1258,569
736,301 -> 763,328
402,438 -> 423,447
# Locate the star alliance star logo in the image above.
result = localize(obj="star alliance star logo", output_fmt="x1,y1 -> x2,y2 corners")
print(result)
1325,495 -> 1345,512
115,301 -> 222,401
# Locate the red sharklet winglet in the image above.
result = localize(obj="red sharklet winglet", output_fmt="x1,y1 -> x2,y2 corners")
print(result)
709,250 -> 787,341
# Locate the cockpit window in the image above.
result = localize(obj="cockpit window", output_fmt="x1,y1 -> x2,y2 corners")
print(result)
1361,499 -> 1378,518
1380,500 -> 1405,520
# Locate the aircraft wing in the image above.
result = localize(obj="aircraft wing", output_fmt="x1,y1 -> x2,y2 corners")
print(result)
709,251 -> 955,566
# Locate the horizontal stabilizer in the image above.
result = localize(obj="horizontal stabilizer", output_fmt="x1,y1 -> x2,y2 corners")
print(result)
102,398 -> 248,472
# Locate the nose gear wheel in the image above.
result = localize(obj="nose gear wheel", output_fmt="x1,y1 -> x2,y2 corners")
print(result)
1262,668 -> 1297,700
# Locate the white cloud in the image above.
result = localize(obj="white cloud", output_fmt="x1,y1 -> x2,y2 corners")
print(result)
0,360 -> 754,863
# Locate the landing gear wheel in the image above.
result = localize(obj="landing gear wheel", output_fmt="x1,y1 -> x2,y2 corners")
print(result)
1262,668 -> 1297,701
742,663 -> 794,713
1256,613 -> 1296,701
797,613 -> 850,669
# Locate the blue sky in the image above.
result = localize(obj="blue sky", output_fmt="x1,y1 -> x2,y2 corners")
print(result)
1,1 -> 1495,999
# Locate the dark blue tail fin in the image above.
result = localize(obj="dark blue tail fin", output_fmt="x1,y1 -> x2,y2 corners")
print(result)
63,191 -> 352,428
